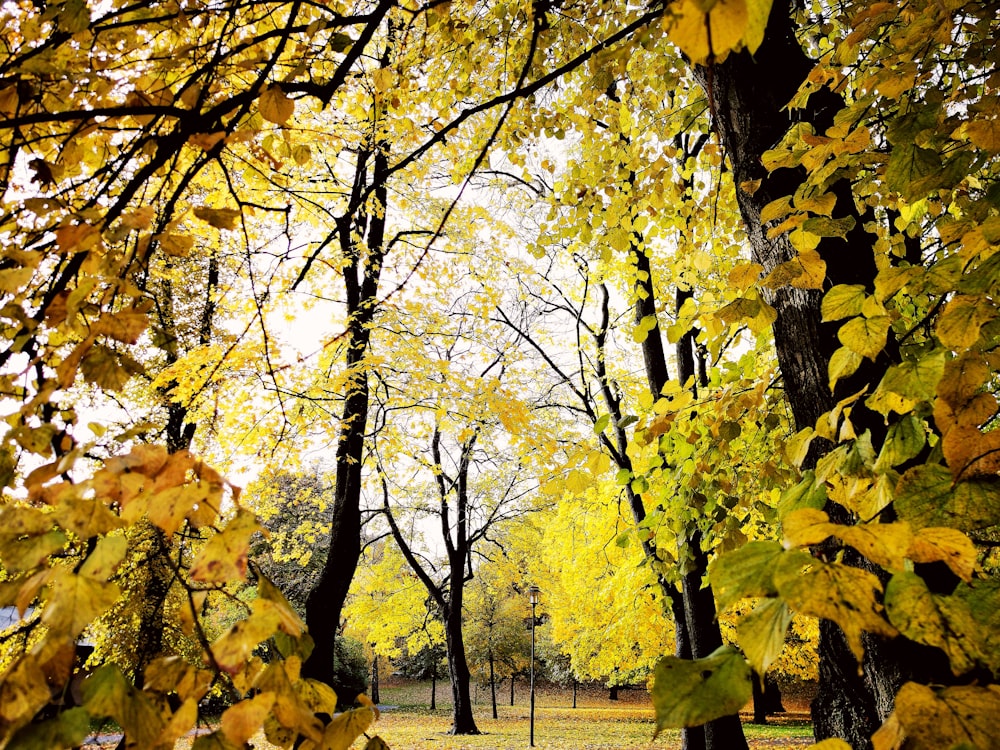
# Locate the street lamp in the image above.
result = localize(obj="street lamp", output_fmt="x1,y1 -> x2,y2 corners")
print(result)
528,585 -> 540,747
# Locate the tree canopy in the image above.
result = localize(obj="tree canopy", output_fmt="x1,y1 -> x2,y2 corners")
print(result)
1,0 -> 999,748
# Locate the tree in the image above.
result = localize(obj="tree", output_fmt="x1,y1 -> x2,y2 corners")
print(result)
464,545 -> 533,719
644,3 -> 1000,749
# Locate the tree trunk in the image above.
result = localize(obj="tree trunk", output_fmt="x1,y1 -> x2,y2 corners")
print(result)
489,651 -> 498,719
510,675 -> 515,707
371,653 -> 379,705
688,3 -> 907,746
572,679 -> 577,709
609,686 -> 618,701
444,600 -> 480,734
302,145 -> 388,685
752,675 -> 767,725
431,669 -> 437,710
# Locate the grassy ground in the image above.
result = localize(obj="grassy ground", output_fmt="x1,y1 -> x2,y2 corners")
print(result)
85,679 -> 815,749
367,679 -> 814,750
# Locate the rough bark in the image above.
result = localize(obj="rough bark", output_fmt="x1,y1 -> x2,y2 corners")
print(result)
688,2 -> 905,746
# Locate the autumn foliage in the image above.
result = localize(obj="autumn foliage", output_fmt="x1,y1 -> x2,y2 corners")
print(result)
1,0 -> 999,748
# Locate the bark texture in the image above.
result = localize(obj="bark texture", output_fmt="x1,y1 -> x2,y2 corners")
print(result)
688,3 -> 904,747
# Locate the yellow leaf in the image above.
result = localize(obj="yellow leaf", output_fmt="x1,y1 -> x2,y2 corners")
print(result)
838,315 -> 891,360
774,555 -> 897,661
78,535 -> 127,580
222,692 -> 276,745
894,682 -> 1000,748
188,132 -> 227,151
936,294 -> 996,349
158,698 -> 198,746
821,284 -> 867,322
760,196 -> 793,224
190,509 -> 261,583
828,346 -> 863,391
156,232 -> 195,257
193,206 -> 241,231
322,706 -> 376,750
143,656 -> 213,702
210,603 -> 282,675
43,570 -> 120,638
148,480 -> 221,537
93,307 -> 149,345
963,119 -> 1000,152
737,598 -> 792,674
666,0 -> 753,64
728,262 -> 764,291
259,85 -> 294,125
884,572 -> 985,675
907,527 -> 976,583
761,249 -> 826,290
55,223 -> 100,253
782,508 -> 835,548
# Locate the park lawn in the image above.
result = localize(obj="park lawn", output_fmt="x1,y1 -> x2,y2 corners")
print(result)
157,680 -> 814,750
366,703 -> 813,749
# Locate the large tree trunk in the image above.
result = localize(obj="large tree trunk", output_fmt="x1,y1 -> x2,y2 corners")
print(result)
688,3 -> 905,746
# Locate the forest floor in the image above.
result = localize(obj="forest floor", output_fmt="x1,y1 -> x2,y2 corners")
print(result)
83,678 -> 817,749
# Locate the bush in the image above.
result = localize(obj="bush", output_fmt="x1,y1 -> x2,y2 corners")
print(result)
331,636 -> 369,709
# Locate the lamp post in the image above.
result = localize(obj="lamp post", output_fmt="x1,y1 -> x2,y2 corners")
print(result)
528,585 -> 540,747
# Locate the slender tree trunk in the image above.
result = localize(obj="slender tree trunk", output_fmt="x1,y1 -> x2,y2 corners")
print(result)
489,652 -> 498,719
688,3 -> 911,746
572,679 -> 577,709
371,653 -> 379,705
510,675 -> 515,707
302,144 -> 388,684
609,686 -> 618,701
431,668 -> 437,710
444,598 -> 480,734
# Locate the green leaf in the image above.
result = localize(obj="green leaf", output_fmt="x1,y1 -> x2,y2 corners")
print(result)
894,682 -> 1000,749
777,471 -> 827,520
886,144 -> 942,201
838,315 -> 890,360
707,540 -> 784,613
82,665 -> 165,747
821,284 -> 867,322
6,707 -> 89,750
737,598 -> 792,675
884,572 -> 984,675
651,646 -> 753,732
868,352 -> 946,416
873,413 -> 927,473
955,580 -> 1000,673
895,465 -> 1000,532
594,414 -> 610,434
802,215 -> 856,239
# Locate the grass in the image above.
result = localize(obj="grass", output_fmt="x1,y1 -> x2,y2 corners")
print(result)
363,679 -> 814,750
88,679 -> 815,749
